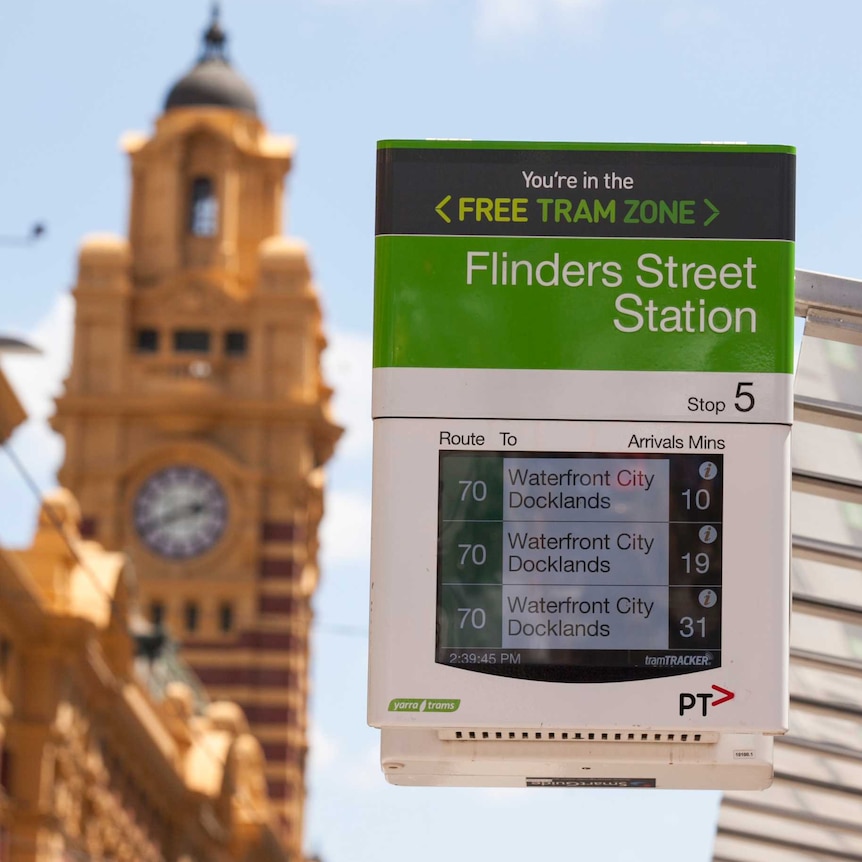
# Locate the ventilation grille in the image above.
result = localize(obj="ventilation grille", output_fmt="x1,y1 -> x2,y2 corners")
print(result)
438,728 -> 719,744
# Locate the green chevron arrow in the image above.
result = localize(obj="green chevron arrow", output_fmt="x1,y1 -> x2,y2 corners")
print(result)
704,198 -> 720,226
435,195 -> 452,223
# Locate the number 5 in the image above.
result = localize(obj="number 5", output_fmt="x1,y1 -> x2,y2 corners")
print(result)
734,381 -> 755,413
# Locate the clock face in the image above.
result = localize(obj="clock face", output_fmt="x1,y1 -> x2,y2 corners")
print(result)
133,466 -> 228,559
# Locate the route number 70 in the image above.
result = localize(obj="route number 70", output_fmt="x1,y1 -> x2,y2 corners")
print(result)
459,480 -> 487,501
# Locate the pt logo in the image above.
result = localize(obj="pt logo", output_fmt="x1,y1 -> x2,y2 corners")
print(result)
679,685 -> 735,716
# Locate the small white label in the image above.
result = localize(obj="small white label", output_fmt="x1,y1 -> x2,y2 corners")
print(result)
733,749 -> 756,760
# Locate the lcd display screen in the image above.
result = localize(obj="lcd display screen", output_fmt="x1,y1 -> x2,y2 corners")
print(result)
436,451 -> 722,682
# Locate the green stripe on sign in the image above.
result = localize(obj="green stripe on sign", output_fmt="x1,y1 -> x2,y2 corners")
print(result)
373,236 -> 794,374
377,140 -> 796,155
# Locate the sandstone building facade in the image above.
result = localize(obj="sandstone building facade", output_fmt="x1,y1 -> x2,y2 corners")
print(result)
0,484 -> 289,862
49,11 -> 340,857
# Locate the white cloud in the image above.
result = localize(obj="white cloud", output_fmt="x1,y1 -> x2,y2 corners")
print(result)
323,329 -> 372,461
2,293 -> 73,421
476,0 -> 538,41
307,724 -> 341,772
320,489 -> 372,566
474,0 -> 606,43
0,293 -> 73,546
344,741 -> 384,791
308,730 -> 380,791
308,0 -> 606,43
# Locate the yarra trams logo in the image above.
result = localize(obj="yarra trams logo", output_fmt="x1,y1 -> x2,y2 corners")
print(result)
389,698 -> 461,713
679,685 -> 734,716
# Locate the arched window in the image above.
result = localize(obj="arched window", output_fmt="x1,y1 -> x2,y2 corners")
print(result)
184,601 -> 199,633
150,600 -> 165,628
189,176 -> 218,236
219,602 -> 234,634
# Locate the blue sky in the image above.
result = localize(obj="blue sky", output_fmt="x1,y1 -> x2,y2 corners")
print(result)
1,1 -> 859,860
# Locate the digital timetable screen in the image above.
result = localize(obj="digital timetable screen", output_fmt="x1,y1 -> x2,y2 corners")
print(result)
436,451 -> 723,683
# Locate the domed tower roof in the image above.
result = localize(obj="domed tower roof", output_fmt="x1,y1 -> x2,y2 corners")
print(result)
164,4 -> 259,116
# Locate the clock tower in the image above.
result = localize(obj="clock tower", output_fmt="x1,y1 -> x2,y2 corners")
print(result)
51,10 -> 341,855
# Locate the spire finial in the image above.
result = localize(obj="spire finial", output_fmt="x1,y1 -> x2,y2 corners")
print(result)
201,2 -> 228,62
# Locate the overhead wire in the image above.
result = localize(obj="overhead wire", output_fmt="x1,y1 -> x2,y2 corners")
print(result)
2,441 -> 369,634
2,439 -> 116,607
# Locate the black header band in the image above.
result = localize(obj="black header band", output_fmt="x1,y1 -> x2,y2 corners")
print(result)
376,144 -> 796,241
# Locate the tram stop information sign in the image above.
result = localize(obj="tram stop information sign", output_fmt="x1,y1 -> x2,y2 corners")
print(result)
369,141 -> 795,748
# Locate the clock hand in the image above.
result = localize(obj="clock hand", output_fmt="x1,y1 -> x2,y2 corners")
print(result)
140,501 -> 206,532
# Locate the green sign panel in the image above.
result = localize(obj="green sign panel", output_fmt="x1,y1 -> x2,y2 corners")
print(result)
374,141 -> 796,374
